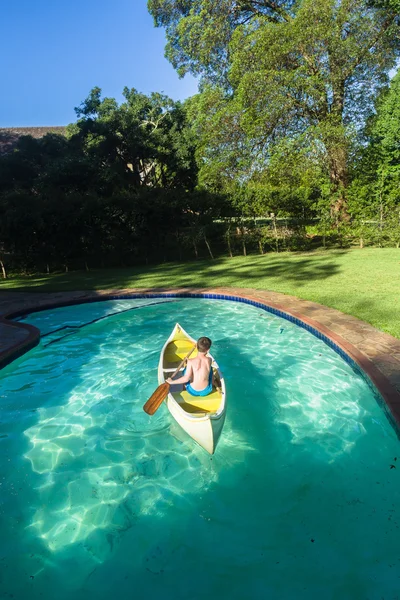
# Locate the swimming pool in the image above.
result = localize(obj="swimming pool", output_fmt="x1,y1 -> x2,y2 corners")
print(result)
0,298 -> 399,599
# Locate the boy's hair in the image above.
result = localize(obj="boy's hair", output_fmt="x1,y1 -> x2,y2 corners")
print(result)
197,336 -> 212,352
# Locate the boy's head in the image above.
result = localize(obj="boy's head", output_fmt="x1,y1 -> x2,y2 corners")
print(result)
197,336 -> 212,353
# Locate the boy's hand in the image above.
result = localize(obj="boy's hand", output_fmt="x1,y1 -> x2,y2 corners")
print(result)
166,377 -> 173,384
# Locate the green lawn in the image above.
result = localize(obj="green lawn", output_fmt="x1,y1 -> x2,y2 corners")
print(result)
2,248 -> 399,338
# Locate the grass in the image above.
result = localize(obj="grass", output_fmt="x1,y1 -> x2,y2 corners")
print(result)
1,247 -> 399,339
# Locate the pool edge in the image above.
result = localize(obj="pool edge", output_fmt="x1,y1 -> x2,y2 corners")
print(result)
0,316 -> 40,368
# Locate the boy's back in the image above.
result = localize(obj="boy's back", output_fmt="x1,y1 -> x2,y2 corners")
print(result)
187,354 -> 212,392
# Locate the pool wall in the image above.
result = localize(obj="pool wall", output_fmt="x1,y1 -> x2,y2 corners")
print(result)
0,316 -> 40,369
1,289 -> 400,432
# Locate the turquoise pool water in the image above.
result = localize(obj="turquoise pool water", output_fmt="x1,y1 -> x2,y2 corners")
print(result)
0,298 -> 399,599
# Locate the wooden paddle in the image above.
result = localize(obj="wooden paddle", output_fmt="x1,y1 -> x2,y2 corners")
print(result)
143,344 -> 196,415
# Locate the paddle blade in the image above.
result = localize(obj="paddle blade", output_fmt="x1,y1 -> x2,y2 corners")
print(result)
143,382 -> 170,415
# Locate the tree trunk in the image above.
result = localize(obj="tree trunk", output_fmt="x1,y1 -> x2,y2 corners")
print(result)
46,263 -> 50,274
329,154 -> 349,223
226,224 -> 233,258
193,239 -> 198,259
272,215 -> 279,253
258,240 -> 264,255
326,81 -> 350,225
326,127 -> 350,225
85,261 -> 90,272
0,260 -> 6,279
240,227 -> 247,256
227,235 -> 233,257
204,235 -> 214,259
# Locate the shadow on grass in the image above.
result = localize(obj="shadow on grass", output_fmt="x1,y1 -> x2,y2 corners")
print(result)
0,250 -> 349,293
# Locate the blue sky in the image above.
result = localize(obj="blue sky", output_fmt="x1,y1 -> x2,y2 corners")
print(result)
0,0 -> 198,127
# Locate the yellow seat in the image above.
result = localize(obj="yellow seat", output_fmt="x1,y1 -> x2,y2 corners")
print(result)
173,389 -> 222,414
164,340 -> 197,363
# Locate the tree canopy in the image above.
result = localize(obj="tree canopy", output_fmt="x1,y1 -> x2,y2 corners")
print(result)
0,88 -> 211,273
349,71 -> 400,220
149,0 -> 400,220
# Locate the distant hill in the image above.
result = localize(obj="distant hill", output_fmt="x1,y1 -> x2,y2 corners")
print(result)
0,126 -> 67,155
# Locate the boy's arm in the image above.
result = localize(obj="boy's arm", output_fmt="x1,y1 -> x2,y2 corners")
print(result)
166,361 -> 193,385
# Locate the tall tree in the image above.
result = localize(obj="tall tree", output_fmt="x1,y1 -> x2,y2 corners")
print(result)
350,70 -> 400,217
372,71 -> 400,189
149,0 -> 400,221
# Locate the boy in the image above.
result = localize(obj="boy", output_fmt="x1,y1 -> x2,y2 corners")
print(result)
166,336 -> 214,396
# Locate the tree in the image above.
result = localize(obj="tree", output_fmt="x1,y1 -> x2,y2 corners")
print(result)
149,0 -> 400,221
372,71 -> 400,191
349,70 -> 400,242
0,87 -> 205,271
68,87 -> 198,192
368,0 -> 400,9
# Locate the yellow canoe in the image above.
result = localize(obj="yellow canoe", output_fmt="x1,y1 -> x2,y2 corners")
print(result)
158,323 -> 226,454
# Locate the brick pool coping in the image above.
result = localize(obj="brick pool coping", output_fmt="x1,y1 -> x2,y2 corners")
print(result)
1,287 -> 400,428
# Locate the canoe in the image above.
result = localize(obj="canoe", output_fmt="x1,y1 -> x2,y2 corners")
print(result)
158,323 -> 226,454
